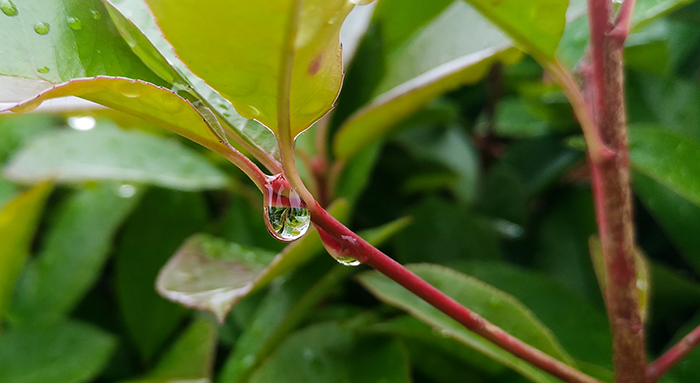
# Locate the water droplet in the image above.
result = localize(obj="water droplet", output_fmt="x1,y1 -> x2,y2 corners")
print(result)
1,0 -> 17,16
316,225 -> 361,266
67,116 -> 95,131
36,66 -> 50,73
116,183 -> 137,198
67,17 -> 82,30
263,174 -> 310,242
34,22 -> 50,35
90,9 -> 101,20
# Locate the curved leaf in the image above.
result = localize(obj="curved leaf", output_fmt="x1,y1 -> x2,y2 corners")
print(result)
5,123 -> 229,191
333,1 -> 518,160
0,182 -> 52,322
357,264 -> 573,383
1,77 -> 236,167
142,0 -> 356,137
102,0 -> 281,167
0,0 -> 161,101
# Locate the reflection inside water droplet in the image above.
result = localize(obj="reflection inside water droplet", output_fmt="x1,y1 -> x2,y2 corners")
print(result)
67,17 -> 82,30
0,0 -> 18,16
34,21 -> 50,35
263,174 -> 310,242
67,116 -> 95,131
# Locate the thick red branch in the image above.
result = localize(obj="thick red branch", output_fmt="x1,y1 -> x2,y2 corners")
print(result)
310,203 -> 601,383
647,324 -> 700,383
586,0 -> 646,382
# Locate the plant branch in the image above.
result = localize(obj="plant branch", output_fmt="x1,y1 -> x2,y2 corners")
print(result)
309,203 -> 601,383
542,60 -> 613,164
586,0 -> 646,382
647,324 -> 700,383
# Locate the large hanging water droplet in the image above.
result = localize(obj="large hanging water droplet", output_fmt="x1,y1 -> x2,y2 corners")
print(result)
1,0 -> 18,16
34,21 -> 50,35
316,225 -> 361,267
67,17 -> 82,30
263,174 -> 310,242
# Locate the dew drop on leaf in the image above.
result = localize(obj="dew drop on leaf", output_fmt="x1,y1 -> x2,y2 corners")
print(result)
263,174 -> 310,242
34,21 -> 50,35
36,66 -> 50,73
90,9 -> 101,20
67,17 -> 82,30
0,0 -> 17,16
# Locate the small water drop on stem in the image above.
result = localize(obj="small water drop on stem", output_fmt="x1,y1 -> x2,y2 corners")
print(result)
316,225 -> 361,266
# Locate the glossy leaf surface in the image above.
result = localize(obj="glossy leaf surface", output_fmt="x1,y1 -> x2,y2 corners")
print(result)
5,122 -> 229,191
143,0 -> 355,137
0,0 -> 161,101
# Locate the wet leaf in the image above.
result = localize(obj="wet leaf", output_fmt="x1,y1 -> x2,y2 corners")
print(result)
5,121 -> 229,191
0,182 -> 52,323
357,264 -> 573,383
0,320 -> 116,383
0,0 -> 161,101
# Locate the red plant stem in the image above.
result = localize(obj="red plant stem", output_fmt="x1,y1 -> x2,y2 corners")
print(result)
586,0 -> 646,382
647,324 -> 700,383
309,203 -> 601,383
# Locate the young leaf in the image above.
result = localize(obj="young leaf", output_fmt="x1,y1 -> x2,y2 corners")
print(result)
142,0 -> 355,137
248,322 -> 411,383
115,189 -> 208,362
0,0 -> 161,101
0,320 -> 116,383
103,0 -> 282,167
5,122 -> 229,191
8,182 -> 142,325
357,264 -> 573,383
0,182 -> 52,323
333,0 -> 518,160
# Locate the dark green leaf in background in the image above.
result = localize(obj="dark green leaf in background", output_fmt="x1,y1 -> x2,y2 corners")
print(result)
8,182 -> 142,325
0,320 -> 116,383
115,188 -> 208,362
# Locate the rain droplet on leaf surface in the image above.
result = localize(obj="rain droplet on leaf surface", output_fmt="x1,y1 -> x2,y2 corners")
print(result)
34,21 -> 50,35
36,66 -> 50,73
0,0 -> 18,16
67,17 -> 82,30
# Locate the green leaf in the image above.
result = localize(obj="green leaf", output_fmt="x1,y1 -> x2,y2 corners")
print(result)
357,264 -> 573,383
628,127 -> 700,207
8,182 -> 141,325
0,182 -> 52,323
0,114 -> 56,163
142,0 -> 354,137
558,0 -> 695,67
635,172 -> 700,275
5,121 -> 229,191
248,322 -> 410,383
116,189 -> 208,361
103,0 -> 281,166
459,0 -> 567,59
333,0 -> 518,160
0,320 -> 116,383
0,0 -> 161,101
454,261 -> 612,368
122,317 -> 218,383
